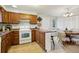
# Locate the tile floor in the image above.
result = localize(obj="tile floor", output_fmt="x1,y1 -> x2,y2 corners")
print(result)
8,42 -> 44,53
49,44 -> 79,53
7,42 -> 79,53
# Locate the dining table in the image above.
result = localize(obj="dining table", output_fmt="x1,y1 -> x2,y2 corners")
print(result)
65,31 -> 79,44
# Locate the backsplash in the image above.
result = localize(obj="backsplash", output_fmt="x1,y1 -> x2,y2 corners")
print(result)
11,24 -> 38,29
11,24 -> 20,29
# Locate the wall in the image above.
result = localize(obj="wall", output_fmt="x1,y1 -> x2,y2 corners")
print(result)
11,24 -> 38,29
56,16 -> 79,31
11,24 -> 20,29
39,14 -> 53,30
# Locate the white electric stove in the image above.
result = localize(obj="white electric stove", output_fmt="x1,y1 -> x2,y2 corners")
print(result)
19,20 -> 31,44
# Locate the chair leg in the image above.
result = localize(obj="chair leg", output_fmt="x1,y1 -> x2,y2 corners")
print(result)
51,36 -> 55,50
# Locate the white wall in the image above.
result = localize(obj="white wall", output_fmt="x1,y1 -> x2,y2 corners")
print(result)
56,16 -> 79,30
11,24 -> 20,29
39,14 -> 53,29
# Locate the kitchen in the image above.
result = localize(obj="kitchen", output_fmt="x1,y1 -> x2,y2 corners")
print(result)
1,5 -> 79,53
0,6 -> 47,53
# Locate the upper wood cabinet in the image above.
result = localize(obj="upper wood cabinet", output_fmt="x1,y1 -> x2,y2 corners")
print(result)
1,7 -> 38,24
1,6 -> 37,24
2,12 -> 9,23
17,13 -> 37,24
8,12 -> 20,23
29,15 -> 37,24
0,7 -> 6,23
0,7 -> 5,13
3,12 -> 37,24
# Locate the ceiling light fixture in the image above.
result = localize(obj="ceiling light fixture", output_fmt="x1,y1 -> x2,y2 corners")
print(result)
64,8 -> 73,17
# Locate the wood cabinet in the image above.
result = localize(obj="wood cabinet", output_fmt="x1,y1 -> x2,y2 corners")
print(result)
11,31 -> 19,45
36,30 -> 45,50
8,12 -> 20,23
17,13 -> 37,24
32,29 -> 36,42
2,12 -> 9,23
0,7 -> 6,13
32,29 -> 45,49
0,7 -> 6,23
8,12 -> 37,24
1,7 -> 37,24
1,31 -> 19,53
0,7 -> 9,23
1,32 -> 12,53
28,15 -> 37,24
36,30 -> 40,44
39,32 -> 45,49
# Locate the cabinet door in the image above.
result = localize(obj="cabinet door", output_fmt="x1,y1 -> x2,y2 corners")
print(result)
36,30 -> 40,44
39,32 -> 45,49
1,33 -> 12,53
19,14 -> 37,23
9,12 -> 20,23
30,15 -> 37,24
12,31 -> 19,45
2,12 -> 9,23
32,29 -> 36,42
0,10 -> 2,22
9,12 -> 37,24
1,38 -> 6,53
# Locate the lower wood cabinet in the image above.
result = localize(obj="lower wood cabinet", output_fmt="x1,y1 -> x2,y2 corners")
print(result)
11,31 -> 19,45
32,29 -> 36,42
32,29 -> 45,50
36,30 -> 40,44
1,31 -> 19,53
1,32 -> 12,53
36,30 -> 45,50
39,32 -> 45,49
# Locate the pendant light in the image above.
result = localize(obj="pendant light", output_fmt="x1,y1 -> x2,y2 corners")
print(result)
64,8 -> 73,17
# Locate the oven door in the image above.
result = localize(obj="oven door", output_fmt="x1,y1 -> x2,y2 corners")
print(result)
19,30 -> 31,44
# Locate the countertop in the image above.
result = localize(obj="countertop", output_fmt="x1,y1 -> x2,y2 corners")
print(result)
31,28 -> 58,33
0,29 -> 19,37
0,31 -> 11,37
39,29 -> 57,33
38,28 -> 57,33
0,28 -> 57,37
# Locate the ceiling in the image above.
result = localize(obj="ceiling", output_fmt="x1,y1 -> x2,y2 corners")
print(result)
2,5 -> 79,17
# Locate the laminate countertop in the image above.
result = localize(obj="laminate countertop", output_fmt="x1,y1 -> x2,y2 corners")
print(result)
31,28 -> 57,33
0,29 -> 19,37
0,31 -> 11,37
